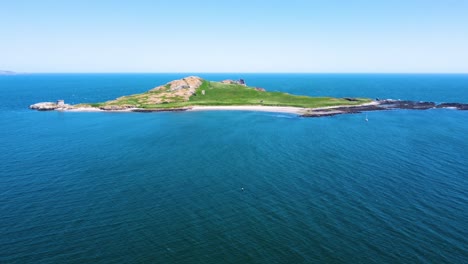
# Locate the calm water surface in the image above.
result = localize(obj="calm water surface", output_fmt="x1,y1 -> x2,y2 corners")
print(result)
0,74 -> 467,263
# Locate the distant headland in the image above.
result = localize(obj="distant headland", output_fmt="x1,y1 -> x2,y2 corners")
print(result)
29,76 -> 467,116
0,70 -> 17,75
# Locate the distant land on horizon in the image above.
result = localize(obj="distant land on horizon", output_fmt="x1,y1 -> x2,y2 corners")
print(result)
0,70 -> 17,75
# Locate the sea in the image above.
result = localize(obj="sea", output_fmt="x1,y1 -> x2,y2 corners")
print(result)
0,74 -> 467,263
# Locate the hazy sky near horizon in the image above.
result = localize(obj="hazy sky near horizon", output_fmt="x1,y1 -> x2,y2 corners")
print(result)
1,0 -> 468,73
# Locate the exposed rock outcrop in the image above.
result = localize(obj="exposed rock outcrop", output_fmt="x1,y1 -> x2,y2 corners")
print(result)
221,80 -> 237,84
221,79 -> 246,86
151,76 -> 202,92
301,100 -> 468,117
380,100 -> 436,110
436,103 -> 468,110
146,76 -> 203,103
29,101 -> 73,111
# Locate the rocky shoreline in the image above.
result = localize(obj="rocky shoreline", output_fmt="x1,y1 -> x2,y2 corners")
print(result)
29,99 -> 467,117
300,99 -> 468,117
29,101 -> 192,112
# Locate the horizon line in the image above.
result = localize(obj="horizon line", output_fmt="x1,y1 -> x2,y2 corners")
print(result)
3,72 -> 468,75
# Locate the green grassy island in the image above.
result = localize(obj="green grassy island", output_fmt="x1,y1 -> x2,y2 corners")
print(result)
86,76 -> 370,108
30,76 -> 373,113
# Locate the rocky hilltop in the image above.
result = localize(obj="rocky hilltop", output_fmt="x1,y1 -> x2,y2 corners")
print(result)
30,76 -> 204,111
98,76 -> 203,110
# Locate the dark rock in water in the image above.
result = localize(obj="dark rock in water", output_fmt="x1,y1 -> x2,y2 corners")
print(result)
300,99 -> 465,118
436,103 -> 468,110
301,104 -> 385,117
334,104 -> 384,112
379,100 -> 436,110
301,110 -> 348,117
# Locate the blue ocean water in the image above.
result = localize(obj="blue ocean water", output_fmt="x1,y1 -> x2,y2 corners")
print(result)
0,74 -> 467,263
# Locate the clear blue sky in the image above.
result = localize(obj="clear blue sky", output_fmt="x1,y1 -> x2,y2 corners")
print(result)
1,0 -> 467,73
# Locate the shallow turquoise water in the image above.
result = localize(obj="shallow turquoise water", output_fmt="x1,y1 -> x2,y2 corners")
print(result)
0,74 -> 467,263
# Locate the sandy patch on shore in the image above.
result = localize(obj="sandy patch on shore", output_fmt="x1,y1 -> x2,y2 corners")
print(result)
189,105 -> 306,114
50,101 -> 378,114
189,102 -> 377,114
311,101 -> 379,110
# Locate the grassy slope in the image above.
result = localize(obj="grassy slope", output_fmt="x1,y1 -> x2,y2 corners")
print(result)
85,80 -> 371,109
186,81 -> 370,108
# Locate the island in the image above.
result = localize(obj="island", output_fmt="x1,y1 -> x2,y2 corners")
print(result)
30,76 -> 467,117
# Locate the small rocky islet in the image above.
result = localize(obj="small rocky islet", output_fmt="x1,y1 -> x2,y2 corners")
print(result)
29,76 -> 467,117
